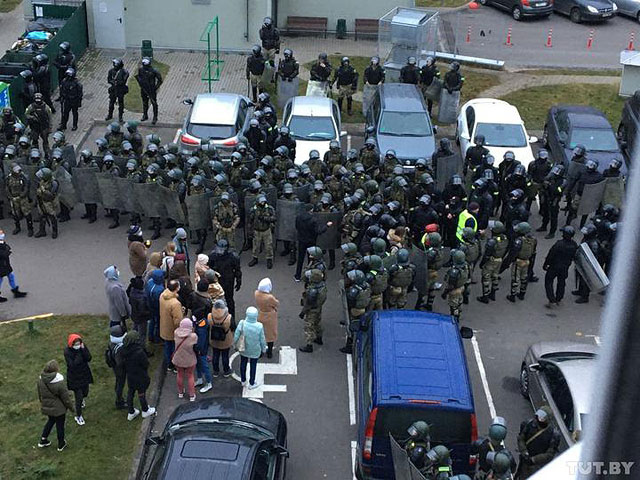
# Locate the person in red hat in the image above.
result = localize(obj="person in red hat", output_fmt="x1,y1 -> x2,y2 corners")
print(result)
63,333 -> 93,426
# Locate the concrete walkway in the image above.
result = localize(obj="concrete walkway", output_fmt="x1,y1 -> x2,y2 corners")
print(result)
0,1 -> 26,53
479,73 -> 621,98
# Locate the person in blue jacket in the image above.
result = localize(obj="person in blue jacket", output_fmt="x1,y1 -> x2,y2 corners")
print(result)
233,306 -> 267,389
145,269 -> 165,343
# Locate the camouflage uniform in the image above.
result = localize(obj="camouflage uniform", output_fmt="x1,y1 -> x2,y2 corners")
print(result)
366,266 -> 389,311
212,200 -> 240,249
443,253 -> 469,322
510,234 -> 537,299
7,169 -> 33,235
249,201 -> 276,261
423,242 -> 449,311
34,170 -> 60,238
479,232 -> 508,301
301,269 -> 327,345
387,261 -> 416,309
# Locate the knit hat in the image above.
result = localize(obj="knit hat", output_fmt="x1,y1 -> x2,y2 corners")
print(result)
197,279 -> 209,292
110,325 -> 124,337
67,333 -> 82,347
205,269 -> 220,283
257,278 -> 272,293
175,227 -> 187,239
175,318 -> 194,337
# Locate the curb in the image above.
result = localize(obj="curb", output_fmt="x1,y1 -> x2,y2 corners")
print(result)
129,358 -> 167,480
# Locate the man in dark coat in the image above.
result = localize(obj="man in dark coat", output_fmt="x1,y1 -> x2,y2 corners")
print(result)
294,204 -> 331,281
134,57 -> 163,124
106,58 -> 129,122
208,239 -> 242,322
543,226 -> 578,308
0,230 -> 27,302
121,330 -> 156,420
58,68 -> 83,131
109,325 -> 127,409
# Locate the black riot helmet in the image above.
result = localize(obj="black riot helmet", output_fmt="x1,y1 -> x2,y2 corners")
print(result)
503,151 -> 516,162
252,44 -> 262,56
279,125 -> 290,136
112,58 -> 124,69
560,225 -> 575,239
609,158 -> 622,170
318,52 -> 328,62
513,164 -> 526,176
573,144 -> 586,158
537,149 -> 549,161
283,48 -> 293,59
408,56 -> 417,65
418,194 -> 432,206
59,41 -> 71,52
510,188 -> 525,202
451,174 -> 463,186
550,164 -> 565,177
263,16 -> 272,27
474,134 -> 485,146
585,159 -> 598,171
20,69 -> 33,82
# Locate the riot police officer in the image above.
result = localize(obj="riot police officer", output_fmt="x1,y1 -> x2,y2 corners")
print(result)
442,249 -> 469,322
543,225 -> 578,308
246,45 -> 266,102
248,194 -> 276,268
340,242 -> 363,276
208,239 -> 242,321
32,53 -> 55,113
363,56 -> 385,85
538,164 -> 566,239
0,107 -> 19,145
419,56 -> 440,115
459,227 -> 481,300
473,417 -> 516,480
400,56 -> 419,84
416,232 -> 448,311
212,192 -> 240,250
53,41 -> 76,95
259,17 -> 280,68
572,223 -> 602,304
135,57 -> 163,124
273,126 -> 296,159
387,248 -> 416,309
566,159 -> 604,228
7,164 -> 33,236
364,254 -> 388,311
25,93 -> 52,153
502,222 -> 537,302
20,70 -> 38,107
443,62 -> 464,94
145,163 -> 164,239
527,149 -> 551,212
333,57 -> 358,115
106,58 -> 129,122
58,68 -> 83,131
299,268 -> 327,353
340,269 -> 371,354
34,167 -> 60,239
515,408 -> 560,479
277,48 -> 299,82
476,221 -> 507,304
310,53 -> 332,83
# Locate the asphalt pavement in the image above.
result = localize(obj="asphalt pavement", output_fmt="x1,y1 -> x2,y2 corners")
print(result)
0,133 -> 604,479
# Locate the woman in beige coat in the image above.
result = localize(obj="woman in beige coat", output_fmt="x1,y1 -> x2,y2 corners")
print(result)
208,299 -> 233,377
254,277 -> 279,358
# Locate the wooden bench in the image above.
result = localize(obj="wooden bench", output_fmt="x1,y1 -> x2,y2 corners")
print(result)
355,18 -> 378,41
286,16 -> 328,38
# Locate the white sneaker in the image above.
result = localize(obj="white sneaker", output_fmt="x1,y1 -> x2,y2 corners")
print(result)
189,395 -> 196,402
178,393 -> 184,399
241,380 -> 247,387
194,378 -> 204,387
74,416 -> 85,426
127,409 -> 140,421
248,382 -> 261,390
142,407 -> 156,418
199,383 -> 213,393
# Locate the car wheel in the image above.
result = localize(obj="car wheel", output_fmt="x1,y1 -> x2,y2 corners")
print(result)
542,125 -> 549,148
512,6 -> 523,20
520,364 -> 530,398
570,7 -> 582,22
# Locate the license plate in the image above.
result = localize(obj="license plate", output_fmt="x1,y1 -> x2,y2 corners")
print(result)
602,11 -> 612,16
538,2 -> 547,6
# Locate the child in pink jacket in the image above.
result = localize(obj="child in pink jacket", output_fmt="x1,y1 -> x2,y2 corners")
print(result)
172,318 -> 198,401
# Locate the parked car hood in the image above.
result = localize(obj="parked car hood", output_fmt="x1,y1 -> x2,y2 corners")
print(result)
483,145 -> 535,168
376,134 -> 436,164
294,140 -> 332,165
579,0 -> 613,8
562,147 -> 627,174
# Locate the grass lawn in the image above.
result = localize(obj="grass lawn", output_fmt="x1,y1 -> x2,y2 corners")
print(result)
459,67 -> 501,105
512,68 -> 621,77
125,60 -> 171,114
416,0 -> 469,7
501,82 -> 624,130
0,315 -> 160,480
0,0 -> 21,12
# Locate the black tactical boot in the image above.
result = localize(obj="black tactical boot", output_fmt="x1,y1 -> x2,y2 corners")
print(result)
288,251 -> 296,266
12,218 -> 21,235
197,231 -> 207,255
463,292 -> 469,305
337,98 -> 343,112
517,292 -> 526,300
506,294 -> 516,303
489,289 -> 496,301
34,218 -> 46,238
476,296 -> 489,304
88,205 -> 97,224
141,113 -> 149,122
81,205 -> 90,219
267,259 -> 273,269
299,344 -> 313,353
248,257 -> 258,267
347,97 -> 353,115
26,215 -> 34,237
339,337 -> 353,354
152,116 -> 158,125
12,287 -> 27,298
51,216 -> 58,239
151,220 -> 162,240
313,336 -> 323,345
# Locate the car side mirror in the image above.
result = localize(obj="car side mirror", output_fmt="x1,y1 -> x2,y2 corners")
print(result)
275,445 -> 289,458
145,436 -> 163,446
340,131 -> 348,137
460,326 -> 474,339
182,98 -> 193,106
528,362 -> 541,371
529,135 -> 538,144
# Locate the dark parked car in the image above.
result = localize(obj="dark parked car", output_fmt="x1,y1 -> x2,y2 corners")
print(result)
365,83 -> 436,168
144,398 -> 288,480
479,0 -> 553,21
543,105 -> 625,172
553,0 -> 617,22
618,90 -> 640,162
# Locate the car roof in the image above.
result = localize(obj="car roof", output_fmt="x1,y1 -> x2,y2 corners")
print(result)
372,310 -> 474,411
532,341 -> 598,359
467,98 -> 523,124
556,359 -> 595,415
191,93 -> 242,125
555,105 -> 612,129
167,397 -> 285,436
289,95 -> 334,116
379,83 -> 426,112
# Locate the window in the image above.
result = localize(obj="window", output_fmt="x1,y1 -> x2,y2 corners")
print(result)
541,363 -> 574,431
187,123 -> 235,140
554,111 -> 569,135
379,112 -> 432,137
288,116 -> 336,141
283,103 -> 292,124
251,444 -> 277,480
466,106 -> 475,134
332,103 -> 341,126
474,123 -> 527,148
569,128 -> 619,152
374,407 -> 472,444
237,100 -> 248,132
362,331 -> 373,411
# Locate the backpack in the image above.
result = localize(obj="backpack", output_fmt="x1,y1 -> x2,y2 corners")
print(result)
210,314 -> 229,341
105,342 -> 122,368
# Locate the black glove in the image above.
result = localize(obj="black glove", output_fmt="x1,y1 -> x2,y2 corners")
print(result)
441,291 -> 447,300
299,311 -> 305,319
235,282 -> 241,292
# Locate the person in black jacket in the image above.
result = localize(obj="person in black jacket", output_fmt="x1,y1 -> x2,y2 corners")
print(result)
58,68 -> 83,131
134,57 -> 163,124
64,333 -> 93,426
106,58 -> 129,122
543,226 -> 578,308
32,53 -> 56,114
109,325 -> 127,409
53,41 -> 76,97
208,239 -> 242,321
121,330 -> 156,421
294,204 -> 331,281
0,230 -> 27,302
127,276 -> 151,351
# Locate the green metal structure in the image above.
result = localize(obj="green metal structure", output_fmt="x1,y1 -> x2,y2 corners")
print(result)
200,17 -> 224,93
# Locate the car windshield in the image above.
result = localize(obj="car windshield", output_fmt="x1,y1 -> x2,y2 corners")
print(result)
187,123 -> 236,140
288,115 -> 336,141
379,112 -> 432,137
475,123 -> 527,147
570,127 -> 619,152
168,420 -> 271,442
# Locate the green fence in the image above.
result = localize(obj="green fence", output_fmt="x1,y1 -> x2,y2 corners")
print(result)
4,1 -> 88,118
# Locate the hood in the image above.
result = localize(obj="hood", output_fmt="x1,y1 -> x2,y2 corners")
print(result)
294,140 -> 331,166
257,277 -> 272,293
103,265 -> 119,281
244,306 -> 259,323
376,134 -> 436,165
175,318 -> 194,337
161,289 -> 178,301
124,330 -> 141,347
150,269 -> 165,285
41,372 -> 64,383
196,253 -> 209,266
67,333 -> 82,348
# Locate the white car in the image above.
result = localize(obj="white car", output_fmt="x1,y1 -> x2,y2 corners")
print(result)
456,98 -> 538,167
282,96 -> 346,164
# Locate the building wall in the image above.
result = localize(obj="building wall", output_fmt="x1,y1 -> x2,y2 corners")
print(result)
276,0 -> 414,33
122,0 -> 268,51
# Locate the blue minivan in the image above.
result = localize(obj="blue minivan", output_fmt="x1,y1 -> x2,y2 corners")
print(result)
354,310 -> 477,479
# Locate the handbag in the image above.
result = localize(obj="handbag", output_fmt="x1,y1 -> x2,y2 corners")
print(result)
171,337 -> 189,363
235,320 -> 246,353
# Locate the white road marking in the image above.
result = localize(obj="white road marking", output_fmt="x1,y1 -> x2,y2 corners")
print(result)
346,354 -> 356,425
228,346 -> 298,399
585,334 -> 601,346
347,134 -> 352,151
1,313 -> 54,325
351,440 -> 357,480
471,334 -> 497,419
